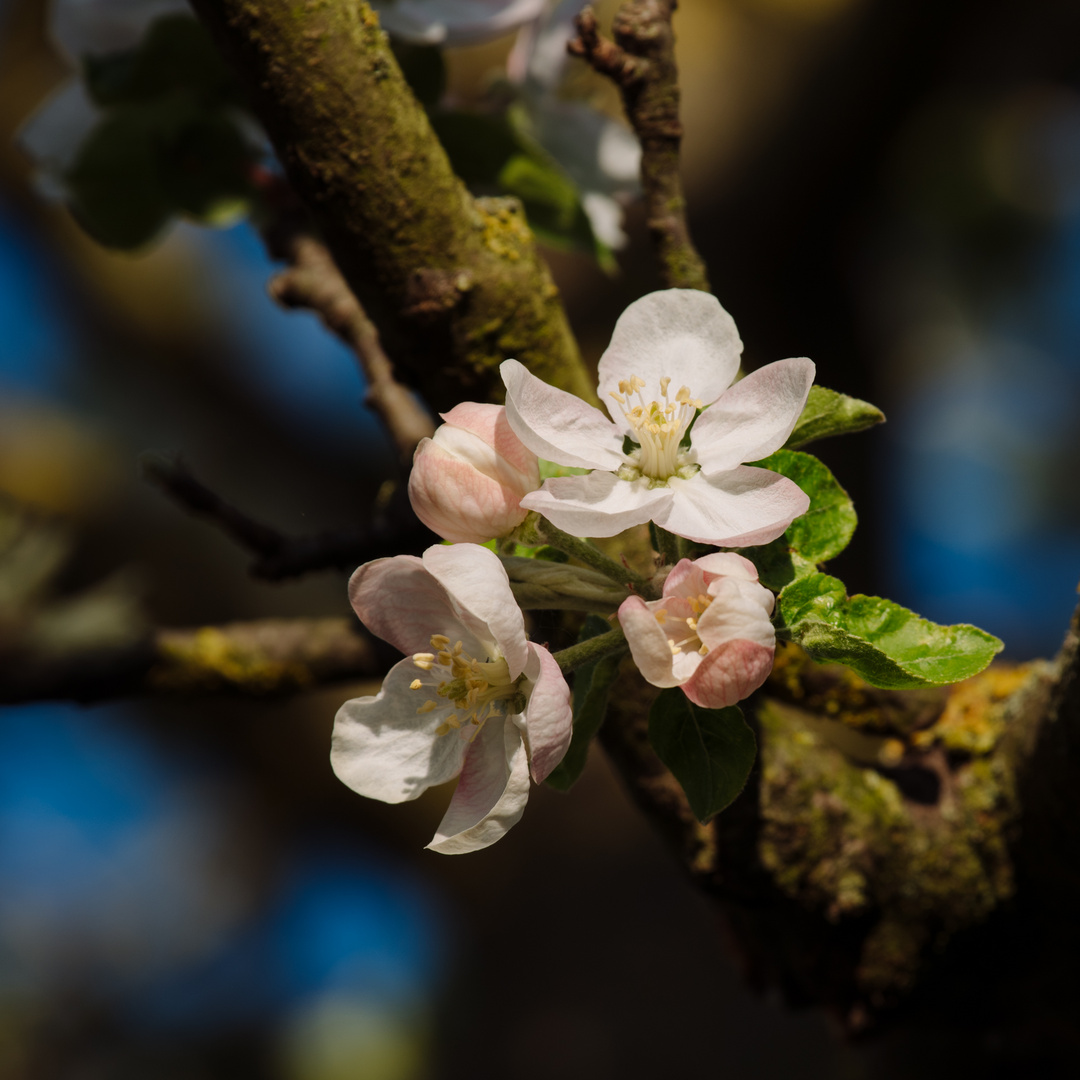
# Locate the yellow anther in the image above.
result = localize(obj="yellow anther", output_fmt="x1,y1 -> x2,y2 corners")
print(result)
413,652 -> 435,670
659,375 -> 671,396
669,640 -> 682,655
655,608 -> 667,624
610,390 -> 626,405
409,678 -> 422,690
430,634 -> 450,649
698,644 -> 709,655
417,700 -> 438,714
686,617 -> 698,632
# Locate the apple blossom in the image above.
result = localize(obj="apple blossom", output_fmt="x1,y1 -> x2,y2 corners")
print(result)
331,543 -> 572,854
370,0 -> 548,45
618,553 -> 775,709
502,289 -> 815,546
408,402 -> 540,544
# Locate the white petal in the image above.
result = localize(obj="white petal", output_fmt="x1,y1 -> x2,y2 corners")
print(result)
507,0 -> 585,87
372,0 -> 547,45
684,640 -> 775,710
427,720 -> 531,854
596,290 -> 742,420
521,643 -> 573,783
501,359 -> 625,470
691,358 -> 816,473
17,80 -> 99,185
331,659 -> 468,804
697,578 -> 776,651
520,471 -> 673,538
422,544 -> 529,678
660,467 -> 810,547
694,552 -> 761,584
618,596 -> 681,688
350,555 -> 483,658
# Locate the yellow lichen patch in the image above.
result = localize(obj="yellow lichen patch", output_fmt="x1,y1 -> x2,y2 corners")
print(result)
914,664 -> 1034,755
152,627 -> 312,694
475,198 -> 532,262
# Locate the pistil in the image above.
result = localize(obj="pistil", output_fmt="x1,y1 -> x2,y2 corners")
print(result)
609,374 -> 702,483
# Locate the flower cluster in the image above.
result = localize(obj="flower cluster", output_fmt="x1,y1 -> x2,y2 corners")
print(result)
334,289 -> 815,852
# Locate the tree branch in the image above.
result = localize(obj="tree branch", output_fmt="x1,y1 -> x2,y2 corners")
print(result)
189,0 -> 595,411
570,1 -> 709,291
141,454 -> 436,580
260,184 -> 435,463
0,616 -> 389,704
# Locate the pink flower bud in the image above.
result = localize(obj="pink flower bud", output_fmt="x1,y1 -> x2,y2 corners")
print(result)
618,553 -> 775,709
408,402 -> 541,544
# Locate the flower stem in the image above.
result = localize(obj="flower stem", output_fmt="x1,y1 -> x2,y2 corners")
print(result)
516,514 -> 649,589
552,628 -> 628,674
650,523 -> 684,567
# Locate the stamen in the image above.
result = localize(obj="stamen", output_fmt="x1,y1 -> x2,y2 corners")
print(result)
417,700 -> 438,714
430,634 -> 450,650
409,678 -> 422,690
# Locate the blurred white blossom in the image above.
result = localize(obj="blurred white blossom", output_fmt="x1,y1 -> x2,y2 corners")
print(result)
370,0 -> 548,45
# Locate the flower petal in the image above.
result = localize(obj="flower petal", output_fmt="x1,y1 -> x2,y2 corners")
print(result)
596,290 -> 742,420
408,439 -> 530,544
427,719 -> 531,854
371,0 -> 547,46
520,471 -> 673,538
691,358 -> 816,473
350,555 -> 483,658
618,596 -> 681,688
660,467 -> 810,547
501,359 -> 625,470
521,643 -> 573,783
422,544 -> 529,678
694,552 -> 761,584
331,658 -> 469,804
697,578 -> 776,651
683,640 -> 775,709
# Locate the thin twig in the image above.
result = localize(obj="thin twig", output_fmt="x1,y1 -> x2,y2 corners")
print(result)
570,2 -> 710,291
141,453 -> 436,580
259,180 -> 435,462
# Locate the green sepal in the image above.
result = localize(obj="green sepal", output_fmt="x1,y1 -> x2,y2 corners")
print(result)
777,573 -> 1004,689
741,449 -> 856,591
648,690 -> 757,823
785,385 -> 885,451
546,615 -> 621,791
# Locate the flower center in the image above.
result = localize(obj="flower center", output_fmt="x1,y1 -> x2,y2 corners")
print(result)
655,593 -> 712,657
610,375 -> 702,484
410,634 -> 525,738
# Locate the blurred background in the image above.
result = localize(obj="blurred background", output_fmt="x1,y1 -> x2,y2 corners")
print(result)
1,0 -> 1079,1076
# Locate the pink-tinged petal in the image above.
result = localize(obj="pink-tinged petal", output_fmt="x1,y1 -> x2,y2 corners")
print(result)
520,471 -> 673,538
331,659 -> 469,804
618,595 -> 681,688
408,439 -> 530,544
691,358 -> 816,473
683,640 -> 775,709
439,401 -> 540,486
427,720 -> 531,854
662,558 -> 708,599
694,552 -> 761,584
660,467 -> 810,547
697,578 -> 776,651
521,642 -> 573,783
596,290 -> 742,418
349,556 -> 483,658
501,359 -> 625,470
422,544 -> 529,678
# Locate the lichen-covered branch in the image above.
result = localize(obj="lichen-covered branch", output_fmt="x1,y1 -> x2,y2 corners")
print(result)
570,1 -> 709,292
141,454 -> 435,580
0,617 -> 388,704
189,0 -> 594,411
262,191 -> 435,461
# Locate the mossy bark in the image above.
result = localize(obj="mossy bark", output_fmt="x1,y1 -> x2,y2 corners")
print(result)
188,0 -> 594,411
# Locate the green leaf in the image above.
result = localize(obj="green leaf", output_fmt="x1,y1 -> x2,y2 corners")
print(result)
648,689 -> 757,822
546,615 -> 620,791
785,385 -> 885,451
742,450 -> 856,590
65,110 -> 174,249
778,573 -> 1004,689
84,16 -> 240,109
